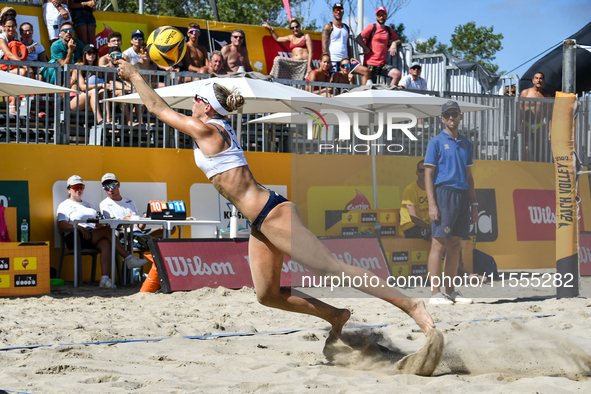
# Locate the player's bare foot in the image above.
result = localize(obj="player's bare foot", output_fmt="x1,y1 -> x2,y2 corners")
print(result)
406,298 -> 435,335
329,308 -> 351,336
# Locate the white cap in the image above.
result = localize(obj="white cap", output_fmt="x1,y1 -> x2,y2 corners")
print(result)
67,175 -> 84,187
101,173 -> 118,184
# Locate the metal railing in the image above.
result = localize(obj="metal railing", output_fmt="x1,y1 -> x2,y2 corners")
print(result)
1,59 -> 590,165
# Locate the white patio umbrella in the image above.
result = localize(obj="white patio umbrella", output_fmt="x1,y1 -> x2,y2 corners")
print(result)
0,71 -> 76,96
247,85 -> 496,209
247,87 -> 495,125
106,73 -> 367,114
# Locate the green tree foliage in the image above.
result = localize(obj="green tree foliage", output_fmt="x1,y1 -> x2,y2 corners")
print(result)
389,22 -> 408,43
115,0 -> 310,27
414,22 -> 503,73
415,36 -> 449,54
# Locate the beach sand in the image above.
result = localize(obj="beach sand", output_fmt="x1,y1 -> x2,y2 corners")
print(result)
1,268 -> 590,393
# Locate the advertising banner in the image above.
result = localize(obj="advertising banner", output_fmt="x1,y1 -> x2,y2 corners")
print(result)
149,236 -> 391,292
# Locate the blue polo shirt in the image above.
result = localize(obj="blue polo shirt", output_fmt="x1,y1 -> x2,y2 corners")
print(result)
424,130 -> 473,190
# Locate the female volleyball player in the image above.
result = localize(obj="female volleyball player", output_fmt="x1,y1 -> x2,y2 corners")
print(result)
116,60 -> 436,336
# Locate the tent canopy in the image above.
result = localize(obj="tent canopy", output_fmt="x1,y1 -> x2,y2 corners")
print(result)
520,21 -> 591,95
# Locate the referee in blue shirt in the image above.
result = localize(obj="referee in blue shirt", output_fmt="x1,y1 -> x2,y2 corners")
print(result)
424,101 -> 478,305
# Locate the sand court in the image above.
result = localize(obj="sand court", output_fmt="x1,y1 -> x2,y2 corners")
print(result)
0,269 -> 590,393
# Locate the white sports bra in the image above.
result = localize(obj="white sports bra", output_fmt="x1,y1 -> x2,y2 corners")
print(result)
193,119 -> 248,179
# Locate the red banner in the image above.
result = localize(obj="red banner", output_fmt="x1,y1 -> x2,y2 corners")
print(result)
151,237 -> 391,292
513,189 -> 585,241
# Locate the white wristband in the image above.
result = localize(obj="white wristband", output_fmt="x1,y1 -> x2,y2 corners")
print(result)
471,202 -> 478,206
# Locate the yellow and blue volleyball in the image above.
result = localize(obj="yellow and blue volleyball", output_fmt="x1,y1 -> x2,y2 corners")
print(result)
146,26 -> 186,67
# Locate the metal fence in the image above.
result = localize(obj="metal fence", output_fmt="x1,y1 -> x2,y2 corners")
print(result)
1,59 -> 590,165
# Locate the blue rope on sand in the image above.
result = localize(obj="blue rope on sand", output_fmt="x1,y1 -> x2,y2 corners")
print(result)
0,314 -> 555,352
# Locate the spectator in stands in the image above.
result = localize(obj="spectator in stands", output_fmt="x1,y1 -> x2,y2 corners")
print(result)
134,44 -> 160,126
68,0 -> 96,46
329,57 -> 352,85
0,15 -> 27,75
1,15 -> 27,115
520,72 -> 553,161
43,0 -> 71,44
306,53 -> 331,96
399,61 -> 427,90
98,30 -> 122,66
99,173 -> 173,246
221,29 -> 252,72
355,7 -> 402,86
505,85 -> 516,96
50,21 -> 84,66
263,18 -> 313,80
103,46 -> 132,125
0,6 -> 16,35
182,23 -> 208,73
122,29 -> 144,65
69,44 -> 104,124
400,159 -> 431,241
57,175 -> 148,288
20,22 -> 47,63
199,50 -> 228,75
322,3 -> 370,84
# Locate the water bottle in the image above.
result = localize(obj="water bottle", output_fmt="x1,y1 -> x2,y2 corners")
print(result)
133,267 -> 140,282
20,219 -> 29,242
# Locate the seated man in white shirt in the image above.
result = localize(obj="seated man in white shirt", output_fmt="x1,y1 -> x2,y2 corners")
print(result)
399,61 -> 427,90
99,173 -> 170,248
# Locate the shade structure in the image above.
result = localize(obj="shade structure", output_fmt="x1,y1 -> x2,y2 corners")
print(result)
247,86 -> 495,125
0,72 -> 76,96
106,74 -> 367,114
334,85 -> 495,117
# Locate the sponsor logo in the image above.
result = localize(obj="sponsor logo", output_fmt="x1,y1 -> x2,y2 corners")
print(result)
15,274 -> 37,287
342,226 -> 358,236
381,226 -> 397,236
346,190 -> 371,210
528,206 -> 556,224
164,256 -> 237,277
411,264 -> 428,275
391,252 -> 409,262
391,264 -> 408,277
411,251 -> 429,262
444,226 -> 451,234
512,189 -> 581,241
470,189 -> 498,242
361,212 -> 378,223
15,257 -> 36,270
0,258 -> 8,270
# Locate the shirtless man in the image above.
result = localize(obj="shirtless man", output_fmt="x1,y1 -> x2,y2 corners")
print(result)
182,23 -> 208,73
98,30 -> 122,66
520,72 -> 553,161
199,50 -> 228,75
221,29 -> 252,72
322,3 -> 371,84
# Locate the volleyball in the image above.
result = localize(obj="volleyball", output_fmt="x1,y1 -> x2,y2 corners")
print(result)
146,26 -> 186,67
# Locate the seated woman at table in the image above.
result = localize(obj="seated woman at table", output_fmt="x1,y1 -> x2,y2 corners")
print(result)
262,18 -> 313,80
56,175 -> 148,288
